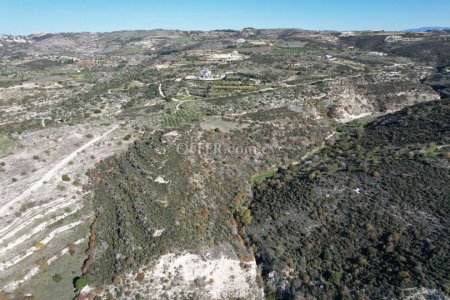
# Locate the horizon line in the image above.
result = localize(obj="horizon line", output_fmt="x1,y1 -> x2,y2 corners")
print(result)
2,26 -> 450,36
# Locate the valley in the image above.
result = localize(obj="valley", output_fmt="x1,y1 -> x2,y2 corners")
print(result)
0,28 -> 448,299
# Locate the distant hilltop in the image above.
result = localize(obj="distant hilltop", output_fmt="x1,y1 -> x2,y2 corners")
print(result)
404,26 -> 450,32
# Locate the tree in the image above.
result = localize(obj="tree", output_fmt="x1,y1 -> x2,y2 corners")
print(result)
74,277 -> 87,291
52,273 -> 63,283
235,207 -> 252,226
68,243 -> 77,256
328,271 -> 343,285
136,272 -> 145,283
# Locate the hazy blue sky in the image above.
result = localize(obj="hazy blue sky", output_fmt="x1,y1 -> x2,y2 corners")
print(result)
1,0 -> 449,35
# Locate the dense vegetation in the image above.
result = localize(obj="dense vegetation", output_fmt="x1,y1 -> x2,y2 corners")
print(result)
248,99 -> 450,299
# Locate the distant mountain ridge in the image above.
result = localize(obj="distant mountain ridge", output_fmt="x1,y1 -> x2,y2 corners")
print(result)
404,26 -> 450,32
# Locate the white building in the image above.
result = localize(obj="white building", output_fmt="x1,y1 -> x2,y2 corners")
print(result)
199,68 -> 213,79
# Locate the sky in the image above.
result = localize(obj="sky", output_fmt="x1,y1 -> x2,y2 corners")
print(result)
1,0 -> 450,35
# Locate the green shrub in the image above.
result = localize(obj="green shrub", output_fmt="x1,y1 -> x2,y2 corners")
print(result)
74,277 -> 87,290
52,273 -> 62,283
234,207 -> 252,226
329,271 -> 343,285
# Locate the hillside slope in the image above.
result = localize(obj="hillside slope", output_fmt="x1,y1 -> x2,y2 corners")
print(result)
248,99 -> 450,299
